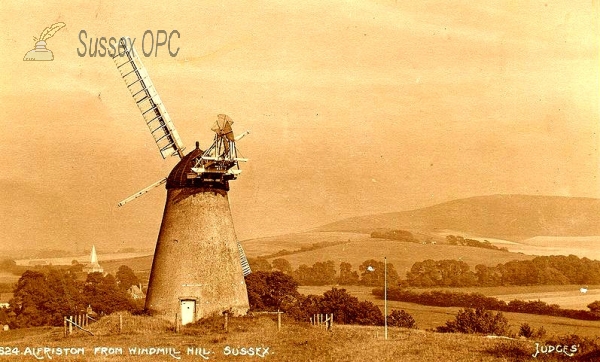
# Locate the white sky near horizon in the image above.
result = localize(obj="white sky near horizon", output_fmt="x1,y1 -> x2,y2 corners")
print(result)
0,0 -> 598,252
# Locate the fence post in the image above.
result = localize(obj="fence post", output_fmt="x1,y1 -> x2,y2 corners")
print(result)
330,313 -> 333,330
68,316 -> 73,335
277,310 -> 281,332
224,311 -> 229,332
63,316 -> 67,337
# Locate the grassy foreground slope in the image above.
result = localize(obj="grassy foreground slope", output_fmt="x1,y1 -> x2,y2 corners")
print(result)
0,315 -> 571,361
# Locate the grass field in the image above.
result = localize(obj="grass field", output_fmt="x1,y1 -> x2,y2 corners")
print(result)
378,285 -> 600,310
271,237 -> 533,274
241,232 -> 370,258
0,272 -> 19,284
14,251 -> 154,267
0,314 -> 582,361
101,255 -> 154,274
298,285 -> 600,339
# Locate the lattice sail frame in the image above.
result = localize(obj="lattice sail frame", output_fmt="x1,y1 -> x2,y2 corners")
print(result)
112,37 -> 185,159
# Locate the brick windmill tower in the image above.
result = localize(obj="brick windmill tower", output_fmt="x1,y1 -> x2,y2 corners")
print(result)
112,38 -> 251,325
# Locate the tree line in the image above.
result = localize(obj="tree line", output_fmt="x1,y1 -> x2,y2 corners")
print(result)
372,287 -> 600,321
408,255 -> 600,287
445,235 -> 508,252
251,254 -> 600,288
248,258 -> 400,286
0,266 -> 142,328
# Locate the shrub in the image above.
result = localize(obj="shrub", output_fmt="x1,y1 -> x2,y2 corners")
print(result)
518,323 -> 546,339
320,288 -> 383,325
533,326 -> 546,339
486,340 -> 531,362
387,310 -> 417,329
436,308 -> 508,336
544,334 -> 600,360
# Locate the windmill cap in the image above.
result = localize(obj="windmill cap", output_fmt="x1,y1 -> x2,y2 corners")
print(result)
166,148 -> 229,191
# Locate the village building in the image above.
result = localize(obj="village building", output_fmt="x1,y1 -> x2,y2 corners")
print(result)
128,284 -> 145,300
0,293 -> 12,309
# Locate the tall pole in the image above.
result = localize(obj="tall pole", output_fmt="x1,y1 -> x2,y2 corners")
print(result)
384,256 -> 388,340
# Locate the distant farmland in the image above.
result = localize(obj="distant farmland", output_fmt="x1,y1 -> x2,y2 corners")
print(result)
14,251 -> 153,267
268,237 -> 533,274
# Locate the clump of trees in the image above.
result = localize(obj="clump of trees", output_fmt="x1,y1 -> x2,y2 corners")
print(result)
407,259 -> 477,287
116,265 -> 140,291
0,266 -> 142,329
0,259 -> 20,275
436,307 -> 509,335
292,261 -> 337,286
587,300 -> 600,316
245,271 -> 300,311
371,230 -> 417,243
245,271 -> 415,327
446,235 -> 508,252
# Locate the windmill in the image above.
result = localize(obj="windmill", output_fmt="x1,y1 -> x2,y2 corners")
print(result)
112,37 -> 251,324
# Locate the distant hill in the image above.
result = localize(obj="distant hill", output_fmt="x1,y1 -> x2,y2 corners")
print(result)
316,195 -> 600,241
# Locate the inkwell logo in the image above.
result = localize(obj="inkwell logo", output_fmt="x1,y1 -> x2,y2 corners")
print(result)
23,22 -> 66,61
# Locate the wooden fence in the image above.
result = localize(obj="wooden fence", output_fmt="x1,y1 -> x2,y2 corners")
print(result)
64,313 -> 95,336
310,313 -> 333,330
247,311 -> 284,331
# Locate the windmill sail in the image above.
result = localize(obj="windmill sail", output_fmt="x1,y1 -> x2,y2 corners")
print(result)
112,37 -> 184,159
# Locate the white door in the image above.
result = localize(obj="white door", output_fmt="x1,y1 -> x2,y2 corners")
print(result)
180,300 -> 196,325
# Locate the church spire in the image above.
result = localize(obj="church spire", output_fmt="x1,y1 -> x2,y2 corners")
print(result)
84,245 -> 103,274
90,245 -> 98,264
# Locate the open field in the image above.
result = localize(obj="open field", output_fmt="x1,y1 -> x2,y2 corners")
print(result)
0,272 -> 19,284
14,251 -> 154,267
272,238 -> 533,274
432,231 -> 600,260
101,256 -> 154,275
241,232 -> 371,258
494,289 -> 600,310
0,314 -> 587,361
298,285 -> 600,339
509,236 -> 600,260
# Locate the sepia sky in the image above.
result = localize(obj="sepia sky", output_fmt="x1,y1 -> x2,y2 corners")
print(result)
0,0 -> 598,252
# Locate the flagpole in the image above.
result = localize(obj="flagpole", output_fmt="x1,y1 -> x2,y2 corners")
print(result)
384,256 -> 388,340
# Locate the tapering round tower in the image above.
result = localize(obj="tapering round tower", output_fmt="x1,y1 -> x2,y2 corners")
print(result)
144,144 -> 249,324
111,39 -> 250,325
